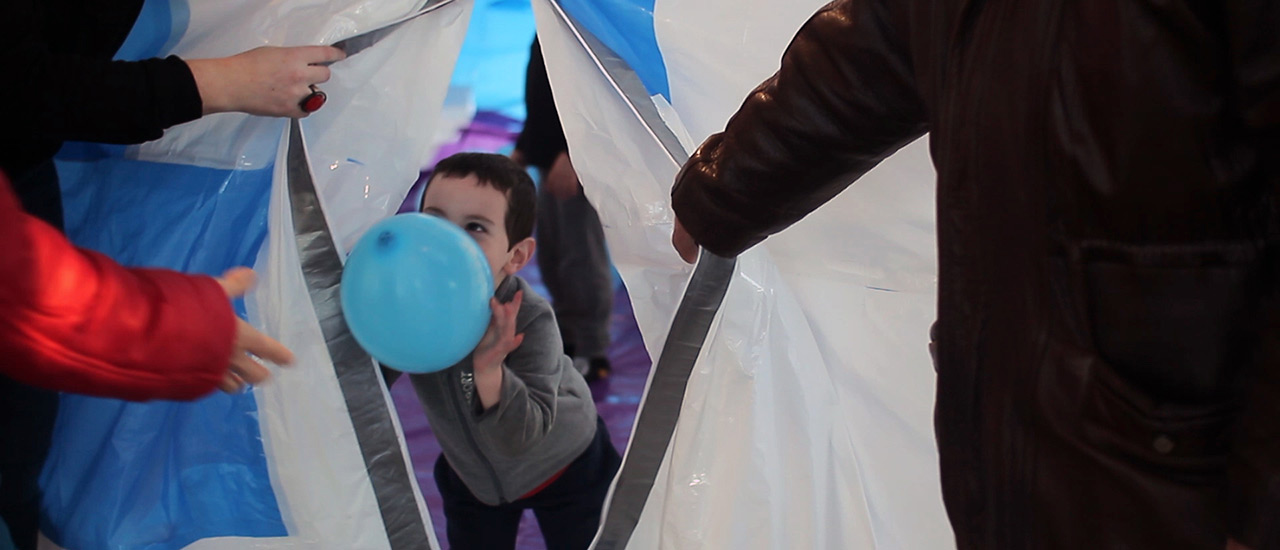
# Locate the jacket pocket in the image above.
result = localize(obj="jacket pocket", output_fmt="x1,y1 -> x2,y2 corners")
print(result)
1078,240 -> 1266,404
1082,358 -> 1235,474
1074,240 -> 1267,470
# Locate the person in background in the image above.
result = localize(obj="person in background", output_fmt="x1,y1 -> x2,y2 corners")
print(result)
511,38 -> 613,383
1,2 -> 340,547
0,172 -> 294,549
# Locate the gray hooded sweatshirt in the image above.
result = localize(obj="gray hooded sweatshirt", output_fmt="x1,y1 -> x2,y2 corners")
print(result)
406,275 -> 598,505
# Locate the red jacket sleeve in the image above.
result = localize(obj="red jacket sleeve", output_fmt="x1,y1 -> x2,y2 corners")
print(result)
0,175 -> 235,401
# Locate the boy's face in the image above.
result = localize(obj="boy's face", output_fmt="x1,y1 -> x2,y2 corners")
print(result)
420,173 -> 533,286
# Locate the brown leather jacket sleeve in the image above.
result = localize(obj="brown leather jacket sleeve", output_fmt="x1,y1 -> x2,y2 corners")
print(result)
1225,1 -> 1280,547
670,0 -> 928,257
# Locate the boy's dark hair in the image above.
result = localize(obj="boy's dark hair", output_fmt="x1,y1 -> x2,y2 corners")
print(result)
425,152 -> 537,248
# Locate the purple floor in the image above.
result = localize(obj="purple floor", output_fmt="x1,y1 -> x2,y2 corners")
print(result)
389,260 -> 651,549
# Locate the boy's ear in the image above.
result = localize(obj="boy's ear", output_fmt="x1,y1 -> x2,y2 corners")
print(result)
503,237 -> 537,277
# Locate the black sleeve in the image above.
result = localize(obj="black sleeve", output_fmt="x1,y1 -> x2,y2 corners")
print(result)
514,38 -> 568,172
2,0 -> 204,147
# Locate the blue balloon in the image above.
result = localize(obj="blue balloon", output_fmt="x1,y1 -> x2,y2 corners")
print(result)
341,213 -> 494,373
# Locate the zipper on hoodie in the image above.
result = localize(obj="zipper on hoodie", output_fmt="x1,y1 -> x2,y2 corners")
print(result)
450,368 -> 508,503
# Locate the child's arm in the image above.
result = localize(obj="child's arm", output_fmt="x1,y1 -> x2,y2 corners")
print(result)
471,290 -> 568,456
472,291 -> 526,409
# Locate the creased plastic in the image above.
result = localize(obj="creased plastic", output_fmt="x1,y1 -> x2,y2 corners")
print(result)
40,1 -> 468,549
533,0 -> 954,548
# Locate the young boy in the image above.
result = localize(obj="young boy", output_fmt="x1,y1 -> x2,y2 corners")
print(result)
395,152 -> 621,550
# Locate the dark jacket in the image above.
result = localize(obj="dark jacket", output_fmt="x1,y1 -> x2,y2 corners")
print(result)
515,38 -> 568,172
671,1 -> 1279,549
3,0 -> 203,223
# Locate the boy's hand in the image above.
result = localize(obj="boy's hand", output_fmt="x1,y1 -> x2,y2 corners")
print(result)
474,290 -> 526,373
473,291 -> 524,410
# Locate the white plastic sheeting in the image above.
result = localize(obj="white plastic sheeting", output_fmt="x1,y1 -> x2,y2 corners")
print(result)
229,3 -> 469,549
41,1 -> 469,549
532,0 -> 955,548
43,0 -> 956,546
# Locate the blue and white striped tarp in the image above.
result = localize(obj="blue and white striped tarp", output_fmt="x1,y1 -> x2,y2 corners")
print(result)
41,0 -> 952,548
44,2 -> 469,549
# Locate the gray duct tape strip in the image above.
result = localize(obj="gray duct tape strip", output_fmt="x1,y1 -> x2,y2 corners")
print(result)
593,253 -> 736,550
542,4 -> 739,548
547,3 -> 687,168
286,119 -> 433,549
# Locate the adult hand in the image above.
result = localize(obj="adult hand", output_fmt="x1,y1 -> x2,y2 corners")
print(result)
544,152 -> 581,200
188,46 -> 346,118
215,268 -> 294,393
672,216 -> 698,264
